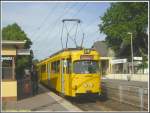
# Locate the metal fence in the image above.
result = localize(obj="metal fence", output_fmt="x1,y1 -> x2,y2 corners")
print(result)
105,85 -> 148,111
17,79 -> 33,100
120,86 -> 148,111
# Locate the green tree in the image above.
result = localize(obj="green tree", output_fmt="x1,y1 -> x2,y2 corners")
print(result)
2,23 -> 32,48
2,23 -> 33,79
99,2 -> 148,60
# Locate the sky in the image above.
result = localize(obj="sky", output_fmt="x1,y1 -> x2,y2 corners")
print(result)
2,1 -> 111,60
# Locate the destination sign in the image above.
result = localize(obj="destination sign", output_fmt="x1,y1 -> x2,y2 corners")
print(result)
80,55 -> 94,60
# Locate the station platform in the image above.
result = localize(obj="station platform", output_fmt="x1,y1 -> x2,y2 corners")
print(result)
102,78 -> 148,88
2,84 -> 81,112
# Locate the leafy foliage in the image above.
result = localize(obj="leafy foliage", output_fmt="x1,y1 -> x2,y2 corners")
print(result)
2,23 -> 33,79
15,56 -> 33,79
99,2 -> 148,59
2,23 -> 32,48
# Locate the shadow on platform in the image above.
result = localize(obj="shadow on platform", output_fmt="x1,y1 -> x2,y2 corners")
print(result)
17,79 -> 49,100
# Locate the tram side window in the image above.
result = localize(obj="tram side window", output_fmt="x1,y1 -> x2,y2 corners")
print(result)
41,64 -> 46,73
51,61 -> 60,73
66,59 -> 71,74
51,62 -> 54,73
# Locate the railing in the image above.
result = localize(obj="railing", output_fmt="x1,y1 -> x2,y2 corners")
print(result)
117,86 -> 148,110
102,82 -> 148,111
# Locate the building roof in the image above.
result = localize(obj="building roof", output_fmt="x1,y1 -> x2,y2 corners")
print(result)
2,40 -> 26,49
92,41 -> 108,57
2,40 -> 31,56
92,41 -> 115,57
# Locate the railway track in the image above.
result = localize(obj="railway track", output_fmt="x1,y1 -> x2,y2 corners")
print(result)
65,95 -> 105,111
65,95 -> 144,111
41,83 -> 111,111
68,95 -> 103,111
40,82 -> 148,111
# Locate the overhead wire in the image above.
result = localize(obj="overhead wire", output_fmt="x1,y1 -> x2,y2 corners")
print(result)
60,2 -> 88,49
64,22 -> 76,47
34,3 -> 78,46
36,3 -> 78,56
32,3 -> 70,43
32,3 -> 71,52
30,3 -> 59,42
41,2 -> 87,46
38,3 -> 87,57
35,2 -> 100,59
32,3 -> 77,54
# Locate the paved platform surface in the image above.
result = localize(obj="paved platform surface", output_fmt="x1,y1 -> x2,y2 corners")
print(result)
2,84 -> 81,112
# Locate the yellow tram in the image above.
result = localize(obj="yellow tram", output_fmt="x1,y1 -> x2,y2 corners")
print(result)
36,48 -> 101,97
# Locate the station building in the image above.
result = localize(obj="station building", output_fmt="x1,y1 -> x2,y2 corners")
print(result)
92,41 -> 115,75
92,41 -> 148,81
1,40 -> 30,101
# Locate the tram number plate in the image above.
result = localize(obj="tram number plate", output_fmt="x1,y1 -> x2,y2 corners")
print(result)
86,90 -> 92,93
80,55 -> 93,60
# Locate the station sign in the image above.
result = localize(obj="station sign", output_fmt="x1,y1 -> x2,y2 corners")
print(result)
133,57 -> 143,61
1,57 -> 13,61
111,59 -> 127,64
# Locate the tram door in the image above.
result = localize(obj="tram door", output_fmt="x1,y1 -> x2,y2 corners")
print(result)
47,63 -> 50,85
61,60 -> 65,94
61,59 -> 71,95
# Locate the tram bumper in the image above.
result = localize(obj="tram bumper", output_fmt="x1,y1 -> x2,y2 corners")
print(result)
72,83 -> 100,97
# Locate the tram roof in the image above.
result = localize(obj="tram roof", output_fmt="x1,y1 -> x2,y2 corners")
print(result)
50,48 -> 95,57
40,48 -> 96,62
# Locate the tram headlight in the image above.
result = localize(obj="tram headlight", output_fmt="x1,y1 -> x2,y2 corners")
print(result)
83,83 -> 88,88
89,83 -> 93,88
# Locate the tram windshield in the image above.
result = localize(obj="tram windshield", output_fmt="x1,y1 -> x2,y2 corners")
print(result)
73,60 -> 99,74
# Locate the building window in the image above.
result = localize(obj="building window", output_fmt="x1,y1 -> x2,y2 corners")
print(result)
2,57 -> 14,80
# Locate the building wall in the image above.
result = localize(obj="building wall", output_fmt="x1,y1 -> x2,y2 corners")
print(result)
1,80 -> 17,100
100,57 -> 113,75
2,41 -> 28,101
2,49 -> 16,56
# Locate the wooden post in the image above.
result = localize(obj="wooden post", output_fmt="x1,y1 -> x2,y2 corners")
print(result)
109,58 -> 112,74
12,56 -> 15,80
